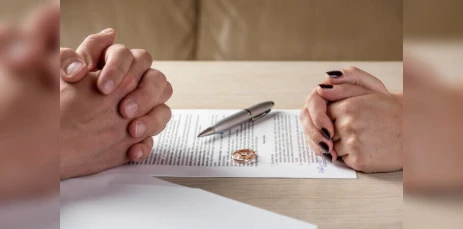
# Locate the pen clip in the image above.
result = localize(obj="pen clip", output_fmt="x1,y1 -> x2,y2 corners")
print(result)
251,109 -> 271,122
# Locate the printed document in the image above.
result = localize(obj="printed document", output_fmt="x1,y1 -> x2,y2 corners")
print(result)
109,110 -> 356,178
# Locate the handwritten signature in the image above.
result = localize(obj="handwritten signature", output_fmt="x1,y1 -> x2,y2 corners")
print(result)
317,158 -> 325,174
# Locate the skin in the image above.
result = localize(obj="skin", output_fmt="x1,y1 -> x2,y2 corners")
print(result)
0,3 -> 59,199
301,62 -> 462,191
60,31 -> 173,179
300,67 -> 403,173
403,57 -> 463,193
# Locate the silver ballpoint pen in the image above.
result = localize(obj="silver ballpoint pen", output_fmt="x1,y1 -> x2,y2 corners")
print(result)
197,101 -> 275,137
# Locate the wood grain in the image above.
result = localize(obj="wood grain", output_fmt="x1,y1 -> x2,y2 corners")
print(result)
154,61 -> 403,229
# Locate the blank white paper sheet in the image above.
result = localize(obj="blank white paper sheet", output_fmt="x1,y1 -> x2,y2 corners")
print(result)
60,173 -> 317,229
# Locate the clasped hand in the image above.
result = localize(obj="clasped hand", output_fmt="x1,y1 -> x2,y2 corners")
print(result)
300,67 -> 403,173
60,29 -> 173,179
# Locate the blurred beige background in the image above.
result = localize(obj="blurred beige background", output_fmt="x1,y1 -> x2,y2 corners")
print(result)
60,0 -> 403,61
405,0 -> 463,39
405,0 -> 463,85
0,0 -> 48,20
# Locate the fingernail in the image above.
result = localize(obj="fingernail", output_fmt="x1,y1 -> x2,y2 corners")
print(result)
125,101 -> 138,118
66,62 -> 84,76
100,28 -> 114,34
135,121 -> 147,137
102,80 -> 115,94
326,70 -> 343,78
319,84 -> 333,89
136,150 -> 143,160
319,142 -> 329,154
321,128 -> 331,140
323,153 -> 333,161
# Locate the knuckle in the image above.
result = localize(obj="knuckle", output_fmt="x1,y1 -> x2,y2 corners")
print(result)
340,117 -> 356,134
350,155 -> 366,172
110,45 -> 134,64
83,34 -> 99,44
145,69 -> 167,84
152,109 -> 171,135
343,124 -> 354,134
343,66 -> 360,74
337,100 -> 352,115
162,105 -> 172,122
113,44 -> 132,56
345,137 -> 361,153
133,49 -> 153,64
164,82 -> 173,99
155,70 -> 167,84
340,99 -> 359,115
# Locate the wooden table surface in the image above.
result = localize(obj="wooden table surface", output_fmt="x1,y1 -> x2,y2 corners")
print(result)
154,61 -> 403,229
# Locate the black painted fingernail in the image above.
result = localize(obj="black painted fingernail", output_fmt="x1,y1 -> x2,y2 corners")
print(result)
321,128 -> 331,140
323,152 -> 333,161
322,153 -> 343,162
326,70 -> 343,78
319,84 -> 333,89
318,142 -> 329,153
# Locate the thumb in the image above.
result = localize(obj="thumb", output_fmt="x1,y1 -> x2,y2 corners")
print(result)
76,28 -> 115,71
60,48 -> 87,82
325,67 -> 390,94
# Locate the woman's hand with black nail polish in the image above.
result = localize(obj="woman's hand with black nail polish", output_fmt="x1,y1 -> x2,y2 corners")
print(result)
301,66 -> 403,173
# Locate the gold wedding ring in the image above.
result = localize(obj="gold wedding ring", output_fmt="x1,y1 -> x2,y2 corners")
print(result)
232,149 -> 257,164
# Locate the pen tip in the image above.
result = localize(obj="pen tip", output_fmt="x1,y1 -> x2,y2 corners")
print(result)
197,127 -> 215,138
